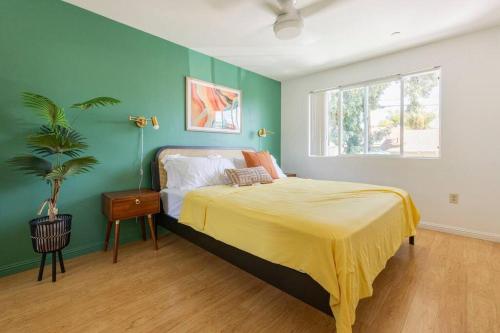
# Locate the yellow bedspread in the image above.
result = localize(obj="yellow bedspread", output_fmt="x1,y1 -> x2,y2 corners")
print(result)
179,177 -> 420,333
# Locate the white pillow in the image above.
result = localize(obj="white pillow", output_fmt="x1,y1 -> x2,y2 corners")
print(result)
160,154 -> 186,189
164,156 -> 236,190
271,155 -> 287,178
232,157 -> 247,169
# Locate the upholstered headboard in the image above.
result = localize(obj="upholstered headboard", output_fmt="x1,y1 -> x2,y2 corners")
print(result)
151,145 -> 254,191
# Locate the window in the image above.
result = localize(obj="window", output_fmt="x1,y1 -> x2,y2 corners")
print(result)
309,69 -> 440,158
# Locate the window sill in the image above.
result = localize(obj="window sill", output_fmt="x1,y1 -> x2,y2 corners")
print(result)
308,154 -> 441,160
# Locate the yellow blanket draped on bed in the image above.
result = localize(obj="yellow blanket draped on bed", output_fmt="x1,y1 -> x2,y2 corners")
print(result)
179,177 -> 420,333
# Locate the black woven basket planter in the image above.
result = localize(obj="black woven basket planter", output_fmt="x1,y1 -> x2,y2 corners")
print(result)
29,214 -> 72,282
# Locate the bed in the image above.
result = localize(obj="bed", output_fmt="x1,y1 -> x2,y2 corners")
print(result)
151,146 -> 419,333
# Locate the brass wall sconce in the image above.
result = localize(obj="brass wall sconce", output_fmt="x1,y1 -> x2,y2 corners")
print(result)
129,115 -> 160,130
129,115 -> 160,193
257,128 -> 274,138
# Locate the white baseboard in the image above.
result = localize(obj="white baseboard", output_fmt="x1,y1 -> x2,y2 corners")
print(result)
419,221 -> 500,243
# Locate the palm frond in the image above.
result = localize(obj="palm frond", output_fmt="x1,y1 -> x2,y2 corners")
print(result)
7,155 -> 52,178
71,97 -> 120,110
22,92 -> 68,128
46,156 -> 98,181
27,128 -> 88,157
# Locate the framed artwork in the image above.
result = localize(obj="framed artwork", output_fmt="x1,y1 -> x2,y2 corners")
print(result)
186,77 -> 242,134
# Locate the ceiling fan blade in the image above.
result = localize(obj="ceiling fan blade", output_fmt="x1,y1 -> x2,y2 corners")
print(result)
299,0 -> 337,18
261,0 -> 283,15
206,0 -> 240,9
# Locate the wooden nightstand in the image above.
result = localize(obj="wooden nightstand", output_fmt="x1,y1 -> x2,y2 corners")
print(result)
102,189 -> 160,263
285,173 -> 297,177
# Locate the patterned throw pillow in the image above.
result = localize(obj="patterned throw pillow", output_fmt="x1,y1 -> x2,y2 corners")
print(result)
225,166 -> 273,186
241,151 -> 279,179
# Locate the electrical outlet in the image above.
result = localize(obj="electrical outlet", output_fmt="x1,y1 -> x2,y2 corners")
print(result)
449,193 -> 459,204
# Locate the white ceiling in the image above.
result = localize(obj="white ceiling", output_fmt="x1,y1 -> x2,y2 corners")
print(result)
65,0 -> 500,81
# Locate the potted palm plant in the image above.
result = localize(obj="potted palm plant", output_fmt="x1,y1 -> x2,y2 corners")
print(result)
8,92 -> 120,281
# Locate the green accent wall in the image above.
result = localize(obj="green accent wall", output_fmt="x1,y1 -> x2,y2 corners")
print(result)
0,0 -> 281,276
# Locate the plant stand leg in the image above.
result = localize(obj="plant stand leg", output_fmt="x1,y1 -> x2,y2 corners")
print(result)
51,252 -> 57,282
37,253 -> 47,281
58,250 -> 65,273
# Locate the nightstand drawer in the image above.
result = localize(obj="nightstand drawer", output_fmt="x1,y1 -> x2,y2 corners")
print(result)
112,195 -> 158,220
102,190 -> 160,221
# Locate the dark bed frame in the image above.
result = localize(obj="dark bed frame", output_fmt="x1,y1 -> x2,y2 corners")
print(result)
151,145 -> 414,316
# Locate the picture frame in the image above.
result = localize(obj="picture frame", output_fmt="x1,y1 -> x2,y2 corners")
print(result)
186,77 -> 242,134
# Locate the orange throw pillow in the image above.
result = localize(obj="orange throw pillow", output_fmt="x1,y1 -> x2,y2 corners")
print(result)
242,151 -> 279,179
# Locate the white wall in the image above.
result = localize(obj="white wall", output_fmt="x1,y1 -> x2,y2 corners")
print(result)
281,26 -> 500,241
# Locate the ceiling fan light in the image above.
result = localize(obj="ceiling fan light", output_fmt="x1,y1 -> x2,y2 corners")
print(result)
274,19 -> 303,40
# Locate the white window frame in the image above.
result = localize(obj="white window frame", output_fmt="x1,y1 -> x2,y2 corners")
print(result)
308,67 -> 441,159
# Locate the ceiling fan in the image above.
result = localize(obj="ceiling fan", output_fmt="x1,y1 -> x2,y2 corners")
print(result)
264,0 -> 338,40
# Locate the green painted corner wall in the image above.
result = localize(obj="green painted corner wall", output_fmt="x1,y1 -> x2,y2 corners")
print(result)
0,0 -> 281,276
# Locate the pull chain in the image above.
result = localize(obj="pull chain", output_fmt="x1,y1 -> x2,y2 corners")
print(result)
136,127 -> 144,226
139,127 -> 144,194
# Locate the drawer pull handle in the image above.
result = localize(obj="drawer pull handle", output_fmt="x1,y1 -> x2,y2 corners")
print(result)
135,199 -> 141,205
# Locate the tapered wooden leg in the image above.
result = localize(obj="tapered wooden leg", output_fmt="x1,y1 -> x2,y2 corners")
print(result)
51,252 -> 56,282
409,236 -> 415,245
103,220 -> 113,251
58,250 -> 65,273
147,214 -> 158,251
37,253 -> 46,281
140,217 -> 147,241
154,215 -> 158,240
113,220 -> 120,263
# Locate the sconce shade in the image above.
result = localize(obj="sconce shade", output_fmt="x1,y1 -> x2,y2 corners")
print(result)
257,128 -> 274,138
151,116 -> 159,130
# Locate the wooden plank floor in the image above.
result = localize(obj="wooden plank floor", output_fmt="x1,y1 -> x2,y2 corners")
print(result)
0,229 -> 498,332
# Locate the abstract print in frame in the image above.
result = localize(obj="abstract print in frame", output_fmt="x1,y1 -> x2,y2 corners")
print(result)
186,77 -> 241,134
